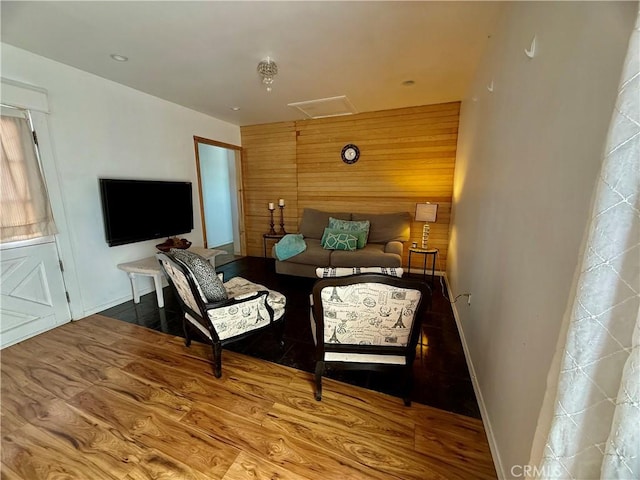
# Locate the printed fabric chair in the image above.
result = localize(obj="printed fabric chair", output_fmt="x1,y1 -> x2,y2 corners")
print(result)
157,252 -> 286,378
311,272 -> 431,405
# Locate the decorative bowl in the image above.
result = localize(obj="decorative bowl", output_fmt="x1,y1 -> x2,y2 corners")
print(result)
156,238 -> 192,252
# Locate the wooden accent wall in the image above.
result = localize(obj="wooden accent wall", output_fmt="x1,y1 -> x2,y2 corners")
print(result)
240,102 -> 459,270
241,122 -> 297,256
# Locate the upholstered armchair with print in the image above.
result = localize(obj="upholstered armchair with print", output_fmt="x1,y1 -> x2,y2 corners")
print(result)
311,273 -> 430,405
157,252 -> 286,378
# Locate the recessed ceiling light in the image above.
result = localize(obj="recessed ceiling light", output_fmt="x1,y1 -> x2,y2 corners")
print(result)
110,54 -> 129,62
402,80 -> 415,87
230,106 -> 241,111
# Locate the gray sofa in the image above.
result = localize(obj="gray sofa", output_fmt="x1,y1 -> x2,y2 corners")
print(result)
274,208 -> 411,278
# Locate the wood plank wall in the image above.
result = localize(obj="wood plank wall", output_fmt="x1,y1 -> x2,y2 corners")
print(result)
240,122 -> 298,256
240,102 -> 459,270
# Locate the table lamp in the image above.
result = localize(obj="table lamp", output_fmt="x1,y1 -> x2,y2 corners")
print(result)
415,203 -> 438,249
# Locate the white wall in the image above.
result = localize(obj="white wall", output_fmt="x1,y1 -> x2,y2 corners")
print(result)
198,144 -> 234,247
448,2 -> 636,477
1,44 -> 241,316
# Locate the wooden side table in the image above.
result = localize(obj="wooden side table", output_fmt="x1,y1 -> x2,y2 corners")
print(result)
408,248 -> 438,286
263,233 -> 285,258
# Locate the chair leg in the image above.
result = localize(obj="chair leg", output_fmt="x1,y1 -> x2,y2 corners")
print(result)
314,361 -> 324,401
212,342 -> 222,378
277,318 -> 286,349
183,316 -> 191,347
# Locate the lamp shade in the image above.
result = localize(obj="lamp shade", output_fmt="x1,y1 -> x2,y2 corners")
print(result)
415,203 -> 438,223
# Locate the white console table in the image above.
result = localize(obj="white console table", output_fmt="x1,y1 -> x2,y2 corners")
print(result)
117,247 -> 224,308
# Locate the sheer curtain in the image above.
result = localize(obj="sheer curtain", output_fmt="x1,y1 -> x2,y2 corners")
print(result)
0,110 -> 57,242
530,8 -> 639,480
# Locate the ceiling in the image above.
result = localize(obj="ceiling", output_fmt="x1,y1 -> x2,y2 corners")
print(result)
1,1 -> 502,126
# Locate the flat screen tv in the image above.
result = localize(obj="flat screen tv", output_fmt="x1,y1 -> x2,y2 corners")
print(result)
99,178 -> 193,247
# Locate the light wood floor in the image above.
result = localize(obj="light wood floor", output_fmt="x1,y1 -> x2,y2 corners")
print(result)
1,315 -> 496,480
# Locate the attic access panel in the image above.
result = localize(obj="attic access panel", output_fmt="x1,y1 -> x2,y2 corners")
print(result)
288,95 -> 358,119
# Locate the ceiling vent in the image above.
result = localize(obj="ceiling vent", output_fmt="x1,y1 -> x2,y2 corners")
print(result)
288,95 -> 357,119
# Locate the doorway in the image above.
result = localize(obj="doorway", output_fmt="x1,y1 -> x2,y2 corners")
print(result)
193,137 -> 244,259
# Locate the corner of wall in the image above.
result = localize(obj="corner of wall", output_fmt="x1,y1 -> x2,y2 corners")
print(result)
444,275 -> 505,479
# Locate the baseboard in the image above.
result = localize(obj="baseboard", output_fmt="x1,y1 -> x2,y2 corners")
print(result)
1,315 -> 69,349
82,285 -> 158,318
406,268 -> 445,277
444,274 -> 505,479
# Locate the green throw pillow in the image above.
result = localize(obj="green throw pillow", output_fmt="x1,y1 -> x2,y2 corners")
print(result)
328,217 -> 371,240
322,232 -> 358,251
321,227 -> 367,249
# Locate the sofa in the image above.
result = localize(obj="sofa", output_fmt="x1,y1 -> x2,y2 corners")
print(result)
274,208 -> 411,278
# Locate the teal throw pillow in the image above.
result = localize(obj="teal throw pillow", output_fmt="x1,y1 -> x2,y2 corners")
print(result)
321,227 -> 367,249
322,232 -> 358,251
328,217 -> 371,240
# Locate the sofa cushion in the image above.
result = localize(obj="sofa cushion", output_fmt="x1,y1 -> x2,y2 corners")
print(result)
322,231 -> 358,251
328,217 -> 371,242
299,208 -> 350,239
330,243 -> 402,268
279,238 -> 331,266
321,227 -> 368,249
352,212 -> 411,243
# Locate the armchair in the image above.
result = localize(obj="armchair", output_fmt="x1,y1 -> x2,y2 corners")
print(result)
311,273 -> 431,405
157,253 -> 286,378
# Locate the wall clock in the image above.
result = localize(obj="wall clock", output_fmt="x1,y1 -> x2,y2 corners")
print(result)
341,144 -> 360,164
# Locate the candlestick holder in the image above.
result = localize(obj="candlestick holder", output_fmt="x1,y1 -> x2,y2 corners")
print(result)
268,207 -> 277,235
278,205 -> 287,235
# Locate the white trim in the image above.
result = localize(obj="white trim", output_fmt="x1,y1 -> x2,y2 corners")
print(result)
1,78 -> 49,113
0,315 -> 65,349
0,235 -> 56,250
30,112 -> 83,319
83,286 -> 157,316
445,274 -> 505,479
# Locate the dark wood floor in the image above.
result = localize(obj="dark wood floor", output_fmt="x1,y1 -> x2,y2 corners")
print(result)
100,256 -> 481,419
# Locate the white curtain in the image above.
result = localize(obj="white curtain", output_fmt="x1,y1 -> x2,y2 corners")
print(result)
0,111 -> 57,242
530,8 -> 639,480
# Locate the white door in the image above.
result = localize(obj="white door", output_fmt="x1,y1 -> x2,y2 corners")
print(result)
0,239 -> 71,348
0,87 -> 76,348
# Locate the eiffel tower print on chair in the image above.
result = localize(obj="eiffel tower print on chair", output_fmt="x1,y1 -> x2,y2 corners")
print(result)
329,286 -> 343,302
311,274 -> 432,405
392,310 -> 406,329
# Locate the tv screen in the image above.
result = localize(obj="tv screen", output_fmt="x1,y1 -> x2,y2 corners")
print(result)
99,178 -> 194,247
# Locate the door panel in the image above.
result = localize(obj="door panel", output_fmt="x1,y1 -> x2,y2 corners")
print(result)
0,241 -> 71,348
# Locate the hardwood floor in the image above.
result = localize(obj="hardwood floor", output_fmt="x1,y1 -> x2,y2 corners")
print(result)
1,314 -> 497,479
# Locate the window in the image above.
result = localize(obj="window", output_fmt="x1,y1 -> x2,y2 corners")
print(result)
0,108 -> 57,243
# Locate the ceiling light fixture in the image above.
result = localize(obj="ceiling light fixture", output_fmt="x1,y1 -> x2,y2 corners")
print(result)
110,54 -> 128,62
257,57 -> 278,92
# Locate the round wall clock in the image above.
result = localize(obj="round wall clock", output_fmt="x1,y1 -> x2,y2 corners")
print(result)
341,144 -> 360,164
